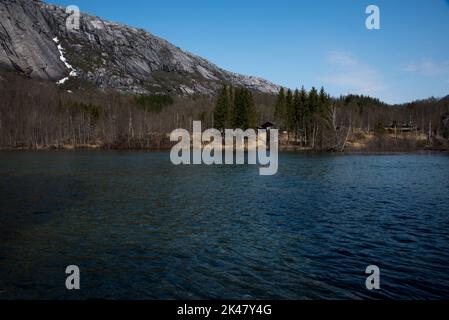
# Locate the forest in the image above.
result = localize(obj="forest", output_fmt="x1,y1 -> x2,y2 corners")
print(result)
0,69 -> 448,151
264,87 -> 449,151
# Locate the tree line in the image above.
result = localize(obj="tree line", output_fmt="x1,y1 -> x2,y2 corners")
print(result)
0,70 -> 214,149
1,69 -> 448,151
213,85 -> 257,130
273,86 -> 333,149
213,84 -> 449,151
213,85 -> 336,149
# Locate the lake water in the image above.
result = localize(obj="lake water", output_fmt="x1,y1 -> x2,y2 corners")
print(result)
0,151 -> 449,299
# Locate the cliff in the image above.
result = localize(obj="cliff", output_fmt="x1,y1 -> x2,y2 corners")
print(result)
0,0 -> 280,95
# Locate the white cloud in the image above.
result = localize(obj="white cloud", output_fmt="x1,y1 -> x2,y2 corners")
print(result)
403,59 -> 449,77
320,51 -> 386,97
326,51 -> 358,67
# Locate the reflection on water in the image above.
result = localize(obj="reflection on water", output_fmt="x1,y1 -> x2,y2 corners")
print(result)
0,151 -> 449,299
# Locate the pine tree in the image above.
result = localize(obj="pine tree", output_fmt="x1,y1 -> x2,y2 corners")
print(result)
308,87 -> 320,148
318,86 -> 332,128
274,87 -> 286,128
231,87 -> 257,129
308,87 -> 319,116
293,89 -> 301,139
232,87 -> 244,129
297,86 -> 308,144
214,85 -> 230,130
299,86 -> 308,124
285,89 -> 294,130
245,89 -> 258,129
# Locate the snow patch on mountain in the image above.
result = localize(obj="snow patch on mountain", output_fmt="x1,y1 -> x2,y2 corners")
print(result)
53,37 -> 77,85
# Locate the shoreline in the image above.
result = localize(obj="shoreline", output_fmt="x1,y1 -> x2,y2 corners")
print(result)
1,145 -> 447,155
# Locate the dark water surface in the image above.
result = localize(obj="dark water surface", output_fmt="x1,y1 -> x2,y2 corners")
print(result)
0,151 -> 449,299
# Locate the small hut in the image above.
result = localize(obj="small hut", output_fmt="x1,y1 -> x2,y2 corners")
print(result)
259,122 -> 275,131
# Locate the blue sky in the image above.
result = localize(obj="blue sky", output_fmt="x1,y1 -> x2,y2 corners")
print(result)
48,0 -> 449,104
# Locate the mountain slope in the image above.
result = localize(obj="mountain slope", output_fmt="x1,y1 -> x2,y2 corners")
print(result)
0,0 -> 280,95
441,95 -> 449,102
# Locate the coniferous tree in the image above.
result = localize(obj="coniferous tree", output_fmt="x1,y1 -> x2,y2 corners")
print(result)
308,87 -> 319,116
293,89 -> 301,140
318,87 -> 332,126
232,87 -> 244,129
274,87 -> 286,128
214,85 -> 230,130
245,89 -> 258,129
285,89 -> 294,129
231,87 -> 257,129
317,87 -> 332,148
308,87 -> 320,148
285,89 -> 295,141
298,86 -> 308,140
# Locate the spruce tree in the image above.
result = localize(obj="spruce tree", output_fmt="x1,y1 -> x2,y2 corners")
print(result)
245,89 -> 258,129
214,85 -> 230,130
285,89 -> 295,140
274,87 -> 286,128
308,87 -> 319,116
298,86 -> 308,144
231,87 -> 257,129
232,87 -> 242,129
318,86 -> 332,127
307,87 -> 320,148
299,86 -> 308,127
293,89 -> 301,139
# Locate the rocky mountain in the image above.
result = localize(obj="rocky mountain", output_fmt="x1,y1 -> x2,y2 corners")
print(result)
0,0 -> 280,95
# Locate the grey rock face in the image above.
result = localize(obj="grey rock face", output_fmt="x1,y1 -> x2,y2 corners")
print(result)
0,0 -> 280,95
0,0 -> 67,80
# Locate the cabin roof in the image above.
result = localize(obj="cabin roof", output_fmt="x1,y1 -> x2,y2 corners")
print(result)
260,121 -> 275,129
